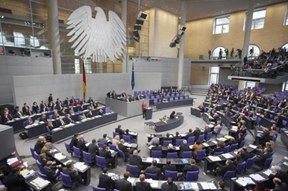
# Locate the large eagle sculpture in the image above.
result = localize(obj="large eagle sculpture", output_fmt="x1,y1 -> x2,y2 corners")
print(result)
67,6 -> 126,62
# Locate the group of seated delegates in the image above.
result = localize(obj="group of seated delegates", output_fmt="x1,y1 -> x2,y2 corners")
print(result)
106,90 -> 143,102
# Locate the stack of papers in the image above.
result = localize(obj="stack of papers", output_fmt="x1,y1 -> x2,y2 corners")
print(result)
63,160 -> 73,166
30,177 -> 50,189
184,182 -> 198,189
7,157 -> 18,165
202,143 -> 209,147
222,153 -> 234,159
74,162 -> 88,172
181,159 -> 189,164
235,177 -> 255,186
263,169 -> 272,176
200,182 -> 210,189
52,127 -> 63,132
207,156 -> 221,162
249,174 -> 265,181
249,144 -> 257,149
217,137 -> 226,142
20,169 -> 35,179
54,153 -> 66,160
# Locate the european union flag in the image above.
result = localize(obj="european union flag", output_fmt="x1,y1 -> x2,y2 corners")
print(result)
131,63 -> 135,90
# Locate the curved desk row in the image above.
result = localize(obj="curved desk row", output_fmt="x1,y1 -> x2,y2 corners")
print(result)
155,98 -> 194,110
154,115 -> 184,132
50,112 -> 117,143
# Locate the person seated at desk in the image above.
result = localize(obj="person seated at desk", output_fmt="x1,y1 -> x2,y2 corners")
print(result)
62,162 -> 83,184
88,139 -> 99,163
39,114 -> 48,123
31,101 -> 39,114
259,128 -> 271,147
192,127 -> 201,141
68,106 -> 75,116
22,103 -> 30,116
203,125 -> 211,137
172,132 -> 181,145
34,136 -> 46,154
179,140 -> 190,157
215,160 -> 236,177
161,133 -> 172,145
142,160 -> 162,179
112,135 -> 120,148
166,144 -> 176,156
41,142 -> 53,156
1,112 -> 13,123
192,141 -> 203,158
239,147 -> 252,161
170,111 -> 176,119
43,161 -> 59,183
40,101 -> 48,113
182,159 -> 199,177
63,114 -> 75,124
39,153 -> 57,167
186,129 -> 193,138
115,171 -> 133,191
69,134 -> 78,151
98,134 -> 108,145
115,125 -> 125,138
85,110 -> 93,118
255,147 -> 270,168
118,139 -> 130,161
135,174 -> 152,191
98,167 -> 115,191
24,116 -> 33,126
258,166 -> 288,191
162,160 -> 176,172
128,150 -> 142,170
213,121 -> 222,134
159,115 -> 168,123
78,113 -> 86,121
147,136 -> 160,146
160,177 -> 179,191
76,135 -> 88,159
13,106 -> 23,118
58,107 -> 66,116
99,145 -> 116,168
2,168 -> 30,191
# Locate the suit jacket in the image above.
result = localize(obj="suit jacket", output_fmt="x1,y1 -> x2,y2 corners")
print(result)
135,181 -> 152,191
2,172 -> 29,191
62,167 -> 79,182
145,166 -> 162,177
129,155 -> 142,168
98,173 -> 115,191
218,164 -> 236,176
115,178 -> 133,191
162,164 -> 176,172
180,144 -> 190,153
43,166 -> 57,182
88,144 -> 99,157
99,149 -> 112,159
161,182 -> 179,191
70,137 -> 78,149
182,164 -> 199,174
77,140 -> 87,152
98,138 -> 108,145
34,140 -> 45,154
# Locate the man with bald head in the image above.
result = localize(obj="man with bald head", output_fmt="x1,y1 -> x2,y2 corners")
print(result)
135,174 -> 152,191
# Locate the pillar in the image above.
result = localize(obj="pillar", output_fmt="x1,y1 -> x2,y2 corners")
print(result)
177,0 -> 186,89
121,0 -> 128,73
47,0 -> 61,74
241,0 -> 254,62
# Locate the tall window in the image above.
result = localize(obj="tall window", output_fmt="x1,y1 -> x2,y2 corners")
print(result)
209,66 -> 220,85
282,81 -> 288,91
251,9 -> 266,29
248,44 -> 261,57
213,16 -> 230,34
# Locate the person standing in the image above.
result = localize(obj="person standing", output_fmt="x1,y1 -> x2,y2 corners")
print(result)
141,101 -> 147,119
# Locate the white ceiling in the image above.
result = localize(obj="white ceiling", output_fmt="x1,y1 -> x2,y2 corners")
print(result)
130,0 -> 288,21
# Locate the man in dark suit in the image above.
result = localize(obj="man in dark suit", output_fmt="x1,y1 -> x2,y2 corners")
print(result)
98,168 -> 115,191
64,114 -> 74,124
88,139 -> 99,163
118,139 -> 130,161
2,168 -> 29,191
13,106 -> 23,118
135,174 -> 152,191
216,160 -> 237,176
76,136 -> 87,154
239,147 -> 252,161
161,177 -> 179,191
192,128 -> 201,141
43,161 -> 58,183
69,134 -> 78,150
182,159 -> 199,176
34,136 -> 46,154
179,140 -> 190,157
62,162 -> 83,184
99,145 -> 115,168
143,160 -> 162,179
128,150 -> 142,169
98,134 -> 108,145
115,125 -> 125,138
162,160 -> 176,172
115,171 -> 133,191
255,147 -> 270,168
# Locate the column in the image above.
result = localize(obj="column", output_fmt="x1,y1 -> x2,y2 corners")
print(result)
121,0 -> 128,73
47,0 -> 61,74
177,0 -> 186,89
241,0 -> 254,62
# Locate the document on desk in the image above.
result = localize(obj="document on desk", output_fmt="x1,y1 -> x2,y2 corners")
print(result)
200,182 -> 210,190
181,159 -> 189,164
54,153 -> 66,160
74,162 -> 88,172
217,137 -> 226,142
30,177 -> 50,189
145,157 -> 153,163
183,182 -> 192,189
212,140 -> 217,144
249,174 -> 265,181
235,177 -> 255,187
63,160 -> 72,166
263,169 -> 272,176
123,142 -> 132,147
202,143 -> 209,147
208,182 -> 217,190
222,153 -> 234,159
249,144 -> 257,149
207,156 -> 221,162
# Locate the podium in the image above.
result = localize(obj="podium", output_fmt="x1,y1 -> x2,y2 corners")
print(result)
145,108 -> 153,120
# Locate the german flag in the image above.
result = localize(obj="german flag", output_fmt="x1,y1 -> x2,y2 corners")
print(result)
82,62 -> 87,99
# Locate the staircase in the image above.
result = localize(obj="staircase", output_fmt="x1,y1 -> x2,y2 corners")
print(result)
188,85 -> 209,96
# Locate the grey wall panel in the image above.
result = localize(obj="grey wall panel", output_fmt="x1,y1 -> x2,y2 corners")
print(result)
219,67 -> 238,86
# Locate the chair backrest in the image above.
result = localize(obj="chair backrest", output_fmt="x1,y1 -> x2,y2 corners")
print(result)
205,132 -> 213,141
282,120 -> 287,127
38,171 -> 49,181
34,152 -> 40,161
96,155 -> 106,168
144,172 -> 158,180
167,152 -> 178,159
272,133 -> 278,142
73,146 -> 81,158
222,145 -> 230,153
30,147 -> 36,160
60,172 -> 73,188
126,164 -> 139,177
109,144 -> 117,151
195,149 -> 206,160
113,132 -> 119,138
186,170 -> 199,181
36,160 -> 44,173
187,136 -> 195,145
46,126 -> 51,134
164,170 -> 178,181
64,142 -> 72,154
116,148 -> 126,161
213,151 -> 223,156
151,150 -> 162,158
123,135 -> 131,143
223,170 -> 236,181
83,151 -> 93,164
92,186 -> 106,191
263,157 -> 273,169
175,139 -> 184,146
182,151 -> 192,158
236,161 -> 246,174
229,143 -> 238,152
238,140 -> 245,148
246,157 -> 256,169
197,134 -> 204,143
163,140 -> 172,147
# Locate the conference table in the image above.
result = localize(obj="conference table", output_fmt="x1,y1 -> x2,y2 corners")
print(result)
154,114 -> 184,132
50,112 -> 117,143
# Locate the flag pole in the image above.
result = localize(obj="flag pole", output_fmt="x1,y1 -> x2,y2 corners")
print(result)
81,57 -> 87,102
